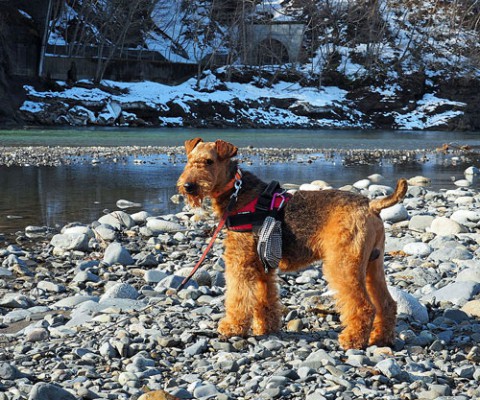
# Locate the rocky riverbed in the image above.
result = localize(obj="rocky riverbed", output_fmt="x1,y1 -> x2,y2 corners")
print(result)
1,169 -> 480,400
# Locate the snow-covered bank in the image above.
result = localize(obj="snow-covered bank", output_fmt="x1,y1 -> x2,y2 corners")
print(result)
19,70 -> 472,131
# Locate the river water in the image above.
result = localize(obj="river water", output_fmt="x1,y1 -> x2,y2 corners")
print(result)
0,128 -> 479,235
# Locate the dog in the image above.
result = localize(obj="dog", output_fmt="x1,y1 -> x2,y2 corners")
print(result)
177,138 -> 407,349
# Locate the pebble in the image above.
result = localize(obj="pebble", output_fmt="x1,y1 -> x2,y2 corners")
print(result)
0,172 -> 479,400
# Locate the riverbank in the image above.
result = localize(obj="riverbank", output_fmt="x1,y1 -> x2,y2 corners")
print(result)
1,172 -> 480,399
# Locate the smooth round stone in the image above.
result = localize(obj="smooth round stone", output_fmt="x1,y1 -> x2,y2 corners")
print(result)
28,382 -> 77,400
450,210 -> 480,227
408,215 -> 434,232
144,270 -> 169,284
118,371 -> 139,386
375,358 -> 402,378
94,224 -> 117,241
131,211 -> 151,224
100,282 -> 139,301
461,300 -> 480,317
0,362 -> 21,380
0,293 -> 32,308
454,179 -> 472,187
72,270 -> 100,283
103,242 -> 134,266
299,183 -> 321,191
193,383 -> 219,399
403,242 -> 432,257
310,180 -> 331,189
430,217 -> 467,236
421,281 -> 480,306
62,225 -> 94,238
457,266 -> 480,282
465,166 -> 480,176
407,176 -> 431,186
353,179 -> 370,189
98,211 -> 135,230
380,204 -> 409,223
37,280 -> 66,293
146,219 -> 183,234
454,196 -> 475,205
177,268 -> 211,286
50,233 -> 89,251
26,328 -> 49,342
368,173 -> 384,183
388,286 -> 429,324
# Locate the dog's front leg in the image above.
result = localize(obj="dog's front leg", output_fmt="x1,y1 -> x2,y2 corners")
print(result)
217,257 -> 255,337
218,236 -> 261,337
251,268 -> 282,336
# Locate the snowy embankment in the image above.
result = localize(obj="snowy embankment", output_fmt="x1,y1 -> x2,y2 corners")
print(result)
19,70 -> 467,130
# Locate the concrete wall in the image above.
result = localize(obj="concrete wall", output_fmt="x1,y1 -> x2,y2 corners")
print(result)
244,23 -> 305,65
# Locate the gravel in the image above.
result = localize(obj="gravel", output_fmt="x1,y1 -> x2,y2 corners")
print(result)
1,167 -> 480,399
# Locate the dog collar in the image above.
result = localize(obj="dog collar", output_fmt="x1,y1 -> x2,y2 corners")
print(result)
211,169 -> 243,199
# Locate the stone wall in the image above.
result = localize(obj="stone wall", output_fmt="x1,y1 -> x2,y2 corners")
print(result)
244,23 -> 305,65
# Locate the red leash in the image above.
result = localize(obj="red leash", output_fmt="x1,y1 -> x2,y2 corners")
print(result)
177,211 -> 228,291
177,169 -> 243,291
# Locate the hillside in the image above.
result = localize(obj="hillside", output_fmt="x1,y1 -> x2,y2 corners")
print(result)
6,0 -> 480,130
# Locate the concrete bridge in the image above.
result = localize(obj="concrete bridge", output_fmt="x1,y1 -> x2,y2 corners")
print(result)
244,22 -> 305,65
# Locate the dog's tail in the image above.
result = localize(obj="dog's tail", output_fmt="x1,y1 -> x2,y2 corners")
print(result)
369,178 -> 408,214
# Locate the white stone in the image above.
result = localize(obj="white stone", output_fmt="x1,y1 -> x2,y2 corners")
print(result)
368,173 -> 384,183
407,176 -> 431,186
430,217 -> 467,236
353,179 -> 370,189
299,183 -> 321,191
403,242 -> 432,257
380,203 -> 409,223
450,210 -> 480,227
464,166 -> 480,176
454,179 -> 472,187
388,286 -> 429,324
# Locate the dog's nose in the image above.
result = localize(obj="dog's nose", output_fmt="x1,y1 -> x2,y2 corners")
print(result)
183,182 -> 197,194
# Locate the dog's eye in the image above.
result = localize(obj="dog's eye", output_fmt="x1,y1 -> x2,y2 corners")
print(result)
205,159 -> 214,165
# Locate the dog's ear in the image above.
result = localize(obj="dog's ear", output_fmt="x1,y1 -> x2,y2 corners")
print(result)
185,137 -> 203,155
215,140 -> 238,160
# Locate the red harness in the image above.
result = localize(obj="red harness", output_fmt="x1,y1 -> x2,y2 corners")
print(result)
227,189 -> 291,232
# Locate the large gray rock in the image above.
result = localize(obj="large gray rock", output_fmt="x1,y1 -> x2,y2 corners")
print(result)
408,215 -> 434,232
98,211 -> 135,230
93,224 -> 117,241
100,282 -> 139,302
388,286 -> 429,324
50,233 -> 90,251
403,242 -> 432,257
430,217 -> 467,236
456,266 -> 480,283
450,210 -> 480,228
103,242 -> 134,266
429,245 -> 473,263
421,281 -> 480,306
28,382 -> 77,400
146,218 -> 183,235
380,204 -> 409,223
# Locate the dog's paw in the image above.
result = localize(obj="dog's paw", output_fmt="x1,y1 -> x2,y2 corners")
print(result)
218,318 -> 249,337
339,330 -> 369,350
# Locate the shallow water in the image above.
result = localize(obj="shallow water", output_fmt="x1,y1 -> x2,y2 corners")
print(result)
0,128 -> 479,235
1,127 -> 480,149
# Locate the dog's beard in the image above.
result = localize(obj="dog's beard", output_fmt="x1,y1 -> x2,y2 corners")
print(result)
185,193 -> 204,208
177,180 -> 213,208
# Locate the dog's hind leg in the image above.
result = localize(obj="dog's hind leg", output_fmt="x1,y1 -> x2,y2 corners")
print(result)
366,254 -> 397,346
322,253 -> 375,349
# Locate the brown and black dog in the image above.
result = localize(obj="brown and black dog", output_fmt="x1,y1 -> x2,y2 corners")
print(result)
178,138 -> 407,349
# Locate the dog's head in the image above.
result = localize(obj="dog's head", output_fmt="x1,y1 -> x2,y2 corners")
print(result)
177,138 -> 238,207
